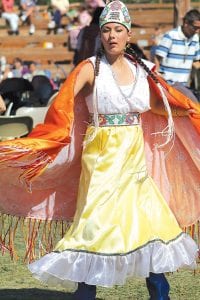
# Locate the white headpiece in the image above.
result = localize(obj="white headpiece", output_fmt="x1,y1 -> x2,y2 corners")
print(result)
99,0 -> 131,31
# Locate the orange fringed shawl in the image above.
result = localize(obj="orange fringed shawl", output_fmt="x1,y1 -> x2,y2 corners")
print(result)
0,60 -> 199,260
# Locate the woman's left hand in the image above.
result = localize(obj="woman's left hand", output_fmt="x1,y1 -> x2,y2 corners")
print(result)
187,108 -> 199,115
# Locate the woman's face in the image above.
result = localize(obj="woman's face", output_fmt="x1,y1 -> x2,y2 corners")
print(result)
100,23 -> 131,56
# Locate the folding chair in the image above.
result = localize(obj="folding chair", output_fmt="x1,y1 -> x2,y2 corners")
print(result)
16,106 -> 49,127
0,115 -> 33,141
0,78 -> 33,113
29,75 -> 56,106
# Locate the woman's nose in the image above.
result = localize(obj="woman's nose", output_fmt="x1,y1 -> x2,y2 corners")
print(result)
109,30 -> 116,39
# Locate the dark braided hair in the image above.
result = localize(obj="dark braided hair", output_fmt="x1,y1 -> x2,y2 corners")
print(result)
125,45 -> 159,84
94,48 -> 103,77
94,44 -> 159,84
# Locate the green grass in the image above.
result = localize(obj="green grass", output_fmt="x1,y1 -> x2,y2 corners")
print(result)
0,226 -> 199,300
0,250 -> 200,300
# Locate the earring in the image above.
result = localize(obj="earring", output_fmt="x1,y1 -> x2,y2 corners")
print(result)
125,43 -> 131,51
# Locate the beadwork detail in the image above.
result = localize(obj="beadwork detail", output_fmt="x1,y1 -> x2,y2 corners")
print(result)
89,112 -> 140,126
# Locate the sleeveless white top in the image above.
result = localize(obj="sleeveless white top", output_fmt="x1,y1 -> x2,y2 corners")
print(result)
85,56 -> 154,114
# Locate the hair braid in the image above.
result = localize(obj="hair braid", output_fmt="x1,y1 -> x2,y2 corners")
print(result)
125,45 -> 174,148
94,48 -> 103,77
85,47 -> 104,146
125,46 -> 159,84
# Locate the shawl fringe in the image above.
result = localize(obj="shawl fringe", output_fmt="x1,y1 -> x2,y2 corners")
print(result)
0,145 -> 52,191
0,213 -> 199,262
0,213 -> 71,262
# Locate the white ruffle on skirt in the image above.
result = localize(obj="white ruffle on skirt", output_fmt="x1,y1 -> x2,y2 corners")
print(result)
28,233 -> 197,288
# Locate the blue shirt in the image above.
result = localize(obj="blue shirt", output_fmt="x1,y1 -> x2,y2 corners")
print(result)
155,26 -> 200,86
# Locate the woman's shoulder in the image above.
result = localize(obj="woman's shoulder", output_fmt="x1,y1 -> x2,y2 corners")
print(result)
70,60 -> 94,80
87,56 -> 96,66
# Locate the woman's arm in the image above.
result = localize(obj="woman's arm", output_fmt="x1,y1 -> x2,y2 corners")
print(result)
150,84 -> 191,117
74,61 -> 95,97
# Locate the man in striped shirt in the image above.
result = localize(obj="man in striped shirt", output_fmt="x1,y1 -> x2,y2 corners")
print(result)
155,9 -> 200,88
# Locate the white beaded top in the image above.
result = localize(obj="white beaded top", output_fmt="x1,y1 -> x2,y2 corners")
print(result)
85,55 -> 154,114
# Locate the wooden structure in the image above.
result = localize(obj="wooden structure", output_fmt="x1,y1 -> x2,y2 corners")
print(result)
0,2 -> 198,80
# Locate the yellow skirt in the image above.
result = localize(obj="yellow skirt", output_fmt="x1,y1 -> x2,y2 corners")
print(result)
29,125 -> 197,287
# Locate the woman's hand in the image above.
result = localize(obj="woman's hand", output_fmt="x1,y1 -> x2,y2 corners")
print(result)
187,108 -> 199,115
171,107 -> 198,117
0,95 -> 6,113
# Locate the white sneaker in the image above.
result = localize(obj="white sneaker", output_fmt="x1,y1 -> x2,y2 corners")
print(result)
48,20 -> 56,29
29,24 -> 35,35
21,14 -> 27,22
57,28 -> 64,34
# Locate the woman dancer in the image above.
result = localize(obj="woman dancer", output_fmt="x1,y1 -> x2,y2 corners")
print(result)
0,1 -> 199,300
28,1 -> 198,299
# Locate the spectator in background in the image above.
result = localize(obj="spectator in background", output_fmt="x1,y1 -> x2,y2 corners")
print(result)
20,0 -> 37,35
0,64 -> 13,81
150,25 -> 163,63
85,0 -> 105,11
48,0 -> 69,34
73,6 -> 104,65
155,9 -> 200,101
24,61 -> 47,81
1,0 -> 19,35
12,57 -> 29,78
0,56 -> 7,77
67,5 -> 92,56
66,1 -> 105,57
78,5 -> 92,27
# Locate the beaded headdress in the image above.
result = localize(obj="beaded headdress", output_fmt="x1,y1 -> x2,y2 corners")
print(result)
99,0 -> 131,31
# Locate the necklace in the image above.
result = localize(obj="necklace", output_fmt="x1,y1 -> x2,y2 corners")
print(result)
105,57 -> 138,102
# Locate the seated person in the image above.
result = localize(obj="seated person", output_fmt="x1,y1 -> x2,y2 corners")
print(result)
24,61 -> 46,81
20,0 -> 36,35
12,57 -> 29,78
73,7 -> 103,65
67,6 -> 92,52
1,0 -> 19,35
48,0 -> 69,34
0,64 -> 13,82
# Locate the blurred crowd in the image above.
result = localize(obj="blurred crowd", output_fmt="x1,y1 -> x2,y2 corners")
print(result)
0,0 -> 107,86
0,56 -> 57,87
0,0 -> 105,36
0,1 -> 199,100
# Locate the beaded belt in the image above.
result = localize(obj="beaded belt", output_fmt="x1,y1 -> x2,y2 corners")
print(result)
89,112 -> 140,127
